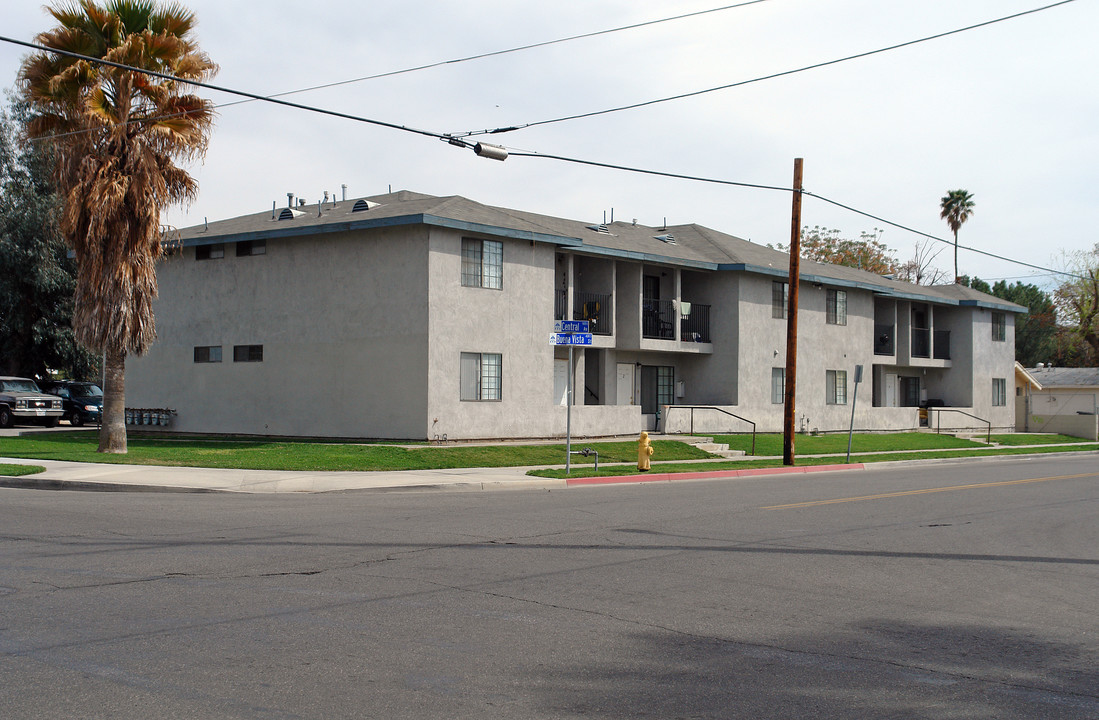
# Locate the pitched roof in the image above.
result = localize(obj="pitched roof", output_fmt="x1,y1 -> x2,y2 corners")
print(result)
175,190 -> 1025,312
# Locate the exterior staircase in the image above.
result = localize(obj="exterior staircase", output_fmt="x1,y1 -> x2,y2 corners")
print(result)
689,437 -> 746,458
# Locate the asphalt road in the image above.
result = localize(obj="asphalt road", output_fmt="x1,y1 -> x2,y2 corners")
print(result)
2,454 -> 1097,719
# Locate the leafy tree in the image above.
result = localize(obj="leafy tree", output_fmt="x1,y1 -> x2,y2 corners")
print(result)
19,0 -> 216,453
940,189 -> 975,282
1053,244 -> 1099,366
0,100 -> 98,381
775,226 -> 897,273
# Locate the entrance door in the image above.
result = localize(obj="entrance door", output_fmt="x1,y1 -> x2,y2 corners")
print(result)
884,373 -> 898,407
616,363 -> 635,405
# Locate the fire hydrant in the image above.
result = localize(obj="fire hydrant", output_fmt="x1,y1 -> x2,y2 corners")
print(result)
637,431 -> 654,471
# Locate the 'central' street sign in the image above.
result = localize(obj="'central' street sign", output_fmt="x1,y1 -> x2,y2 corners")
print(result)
554,320 -> 590,333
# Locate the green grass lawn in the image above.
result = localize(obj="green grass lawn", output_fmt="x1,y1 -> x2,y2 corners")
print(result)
989,433 -> 1090,445
711,432 -> 983,455
0,434 -> 712,472
0,463 -> 46,477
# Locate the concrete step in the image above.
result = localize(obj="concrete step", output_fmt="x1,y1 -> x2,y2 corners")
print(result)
691,442 -> 746,458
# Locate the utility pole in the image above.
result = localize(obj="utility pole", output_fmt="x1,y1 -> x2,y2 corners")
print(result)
783,158 -> 804,466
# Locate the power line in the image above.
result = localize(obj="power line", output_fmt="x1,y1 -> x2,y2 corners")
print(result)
506,148 -> 1083,280
465,0 -> 1079,136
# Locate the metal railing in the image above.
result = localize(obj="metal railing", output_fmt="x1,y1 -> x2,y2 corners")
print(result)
912,328 -> 931,358
874,324 -> 894,355
643,299 -> 676,339
680,303 -> 711,343
931,408 -> 990,444
575,291 -> 613,335
669,405 -> 756,455
554,289 -> 567,321
933,330 -> 951,359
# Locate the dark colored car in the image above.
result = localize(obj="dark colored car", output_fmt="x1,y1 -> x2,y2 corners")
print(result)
0,376 -> 64,428
38,381 -> 104,427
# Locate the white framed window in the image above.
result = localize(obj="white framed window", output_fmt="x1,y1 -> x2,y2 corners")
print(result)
826,289 -> 847,325
991,312 -> 1006,342
195,243 -> 224,260
233,345 -> 263,362
772,281 -> 788,319
193,346 -> 222,363
461,238 -> 503,289
992,378 -> 1007,406
460,352 -> 502,401
826,369 -> 848,405
771,368 -> 785,404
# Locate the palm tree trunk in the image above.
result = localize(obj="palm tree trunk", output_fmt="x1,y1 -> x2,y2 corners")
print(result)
98,347 -> 127,453
954,230 -> 959,283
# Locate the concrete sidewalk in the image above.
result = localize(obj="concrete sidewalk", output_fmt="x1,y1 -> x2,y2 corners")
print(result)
0,456 -> 870,494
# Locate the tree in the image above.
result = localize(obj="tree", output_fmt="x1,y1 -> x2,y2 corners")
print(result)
895,239 -> 951,286
0,100 -> 98,381
940,189 -> 975,282
775,226 -> 897,273
19,0 -> 216,452
1053,244 -> 1099,366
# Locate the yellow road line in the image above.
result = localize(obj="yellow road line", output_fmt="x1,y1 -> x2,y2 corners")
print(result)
762,472 -> 1099,510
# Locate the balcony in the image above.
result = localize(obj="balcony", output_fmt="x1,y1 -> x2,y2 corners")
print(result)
874,324 -> 894,355
643,299 -> 676,339
680,303 -> 711,343
554,289 -> 567,321
933,330 -> 951,360
912,328 -> 930,358
574,291 -> 613,335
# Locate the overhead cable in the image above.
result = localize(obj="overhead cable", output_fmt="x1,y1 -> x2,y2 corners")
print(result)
464,0 -> 1079,136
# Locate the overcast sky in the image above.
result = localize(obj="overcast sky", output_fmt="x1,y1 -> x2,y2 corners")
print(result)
2,0 -> 1096,286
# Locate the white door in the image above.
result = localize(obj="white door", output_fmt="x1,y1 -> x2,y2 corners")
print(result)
616,363 -> 635,405
554,359 -> 569,405
885,374 -> 898,407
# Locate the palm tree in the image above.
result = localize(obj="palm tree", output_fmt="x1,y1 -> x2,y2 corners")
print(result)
19,0 -> 216,452
940,189 -> 975,283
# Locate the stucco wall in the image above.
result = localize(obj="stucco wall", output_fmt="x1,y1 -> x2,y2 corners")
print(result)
127,226 -> 430,438
424,228 -> 561,440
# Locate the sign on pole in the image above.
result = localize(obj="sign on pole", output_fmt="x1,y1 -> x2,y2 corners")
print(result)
550,333 -> 594,346
554,320 -> 590,334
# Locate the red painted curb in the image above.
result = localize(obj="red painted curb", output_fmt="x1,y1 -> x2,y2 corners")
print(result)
565,463 -> 865,487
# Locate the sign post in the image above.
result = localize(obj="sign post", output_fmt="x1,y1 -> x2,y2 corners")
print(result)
551,321 -> 591,473
846,364 -> 864,463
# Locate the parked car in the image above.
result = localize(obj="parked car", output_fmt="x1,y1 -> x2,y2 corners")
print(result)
38,380 -> 104,427
0,376 -> 64,428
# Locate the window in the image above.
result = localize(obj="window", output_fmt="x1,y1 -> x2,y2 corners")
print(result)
194,346 -> 222,363
195,243 -> 224,260
991,312 -> 1006,342
233,345 -> 263,362
461,238 -> 502,289
992,378 -> 1007,406
236,239 -> 266,256
460,352 -> 502,401
771,368 -> 785,404
826,289 -> 847,325
657,366 -> 675,409
826,370 -> 848,405
772,281 -> 788,319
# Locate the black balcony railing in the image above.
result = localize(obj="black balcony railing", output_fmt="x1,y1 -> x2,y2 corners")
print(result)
574,291 -> 613,335
680,303 -> 711,342
933,330 -> 951,359
912,328 -> 930,358
554,289 -> 567,321
643,299 -> 676,339
874,324 -> 894,355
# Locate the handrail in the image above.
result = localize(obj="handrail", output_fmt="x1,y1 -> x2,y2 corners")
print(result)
930,408 -> 991,444
669,405 -> 756,455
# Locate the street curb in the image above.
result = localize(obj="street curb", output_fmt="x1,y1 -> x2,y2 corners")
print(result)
565,463 -> 865,486
0,476 -> 222,493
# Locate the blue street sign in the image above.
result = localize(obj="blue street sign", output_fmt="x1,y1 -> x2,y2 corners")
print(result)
550,333 -> 594,346
554,320 -> 590,333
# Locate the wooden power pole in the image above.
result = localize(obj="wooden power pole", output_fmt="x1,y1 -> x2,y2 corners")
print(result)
783,158 -> 804,466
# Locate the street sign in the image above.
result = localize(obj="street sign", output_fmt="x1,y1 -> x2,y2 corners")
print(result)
554,320 -> 590,333
550,333 -> 594,346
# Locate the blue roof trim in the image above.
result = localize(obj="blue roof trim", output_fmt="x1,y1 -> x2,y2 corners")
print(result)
572,243 -> 718,270
180,213 -> 582,248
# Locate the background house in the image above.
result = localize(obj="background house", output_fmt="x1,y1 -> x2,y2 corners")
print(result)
127,190 -> 1023,440
1016,364 -> 1099,439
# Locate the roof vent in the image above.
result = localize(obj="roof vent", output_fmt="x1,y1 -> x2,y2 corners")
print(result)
352,199 -> 380,213
586,223 -> 613,235
654,233 -> 676,244
278,208 -> 305,221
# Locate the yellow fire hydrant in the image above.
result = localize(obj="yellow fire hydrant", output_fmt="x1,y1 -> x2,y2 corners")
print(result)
637,431 -> 654,471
